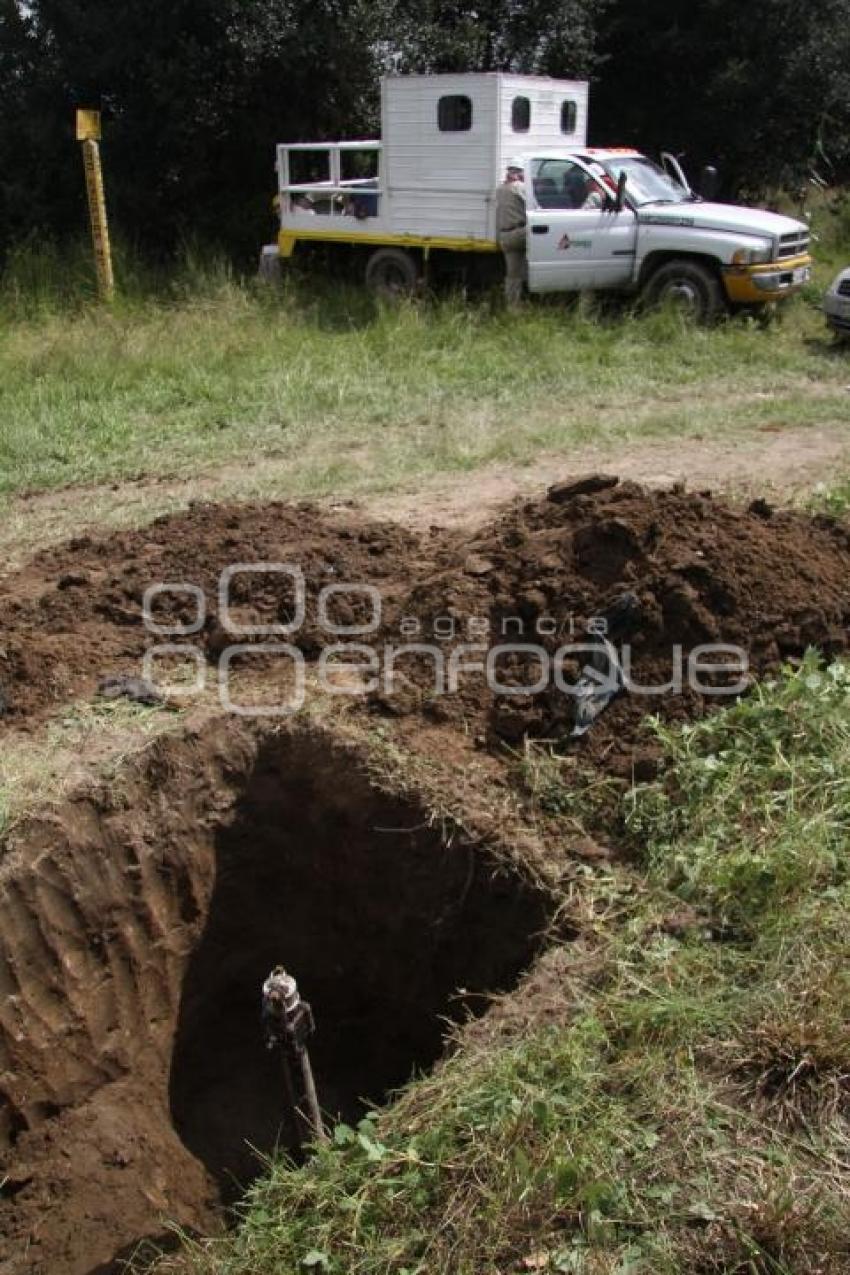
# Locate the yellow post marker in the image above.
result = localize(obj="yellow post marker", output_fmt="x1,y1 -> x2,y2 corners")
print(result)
76,109 -> 115,302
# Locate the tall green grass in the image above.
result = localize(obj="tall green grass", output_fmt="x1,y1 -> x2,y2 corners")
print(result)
810,190 -> 850,272
2,234 -> 848,506
0,234 -> 242,316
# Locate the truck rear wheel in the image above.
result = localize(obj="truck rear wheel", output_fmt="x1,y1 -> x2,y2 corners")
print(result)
643,259 -> 725,324
364,248 -> 419,298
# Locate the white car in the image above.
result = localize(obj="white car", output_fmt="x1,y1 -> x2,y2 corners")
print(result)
824,266 -> 850,337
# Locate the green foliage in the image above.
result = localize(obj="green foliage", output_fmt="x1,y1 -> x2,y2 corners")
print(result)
0,0 -> 384,259
595,0 -> 850,193
5,0 -> 847,261
821,192 -> 850,254
810,479 -> 850,518
630,653 -> 850,927
516,743 -> 622,832
392,0 -> 607,78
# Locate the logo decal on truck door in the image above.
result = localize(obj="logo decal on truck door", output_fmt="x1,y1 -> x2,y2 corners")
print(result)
558,234 -> 592,250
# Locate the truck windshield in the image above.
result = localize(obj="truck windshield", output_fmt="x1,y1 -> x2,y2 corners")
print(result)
602,157 -> 689,207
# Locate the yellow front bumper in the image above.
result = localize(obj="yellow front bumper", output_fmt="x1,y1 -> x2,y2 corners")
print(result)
723,253 -> 812,304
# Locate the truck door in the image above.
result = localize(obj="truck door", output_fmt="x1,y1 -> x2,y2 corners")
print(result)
660,152 -> 692,195
525,158 -> 638,293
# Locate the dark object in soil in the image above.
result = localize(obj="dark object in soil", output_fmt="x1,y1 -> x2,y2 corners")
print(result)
570,640 -> 625,739
567,591 -> 644,737
260,965 -> 325,1149
748,497 -> 775,520
0,483 -> 849,766
97,674 -> 165,707
0,687 -> 8,717
597,590 -> 643,638
565,586 -> 644,739
547,474 -> 620,503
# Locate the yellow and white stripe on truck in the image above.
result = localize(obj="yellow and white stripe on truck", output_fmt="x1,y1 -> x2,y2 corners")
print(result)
278,229 -> 500,259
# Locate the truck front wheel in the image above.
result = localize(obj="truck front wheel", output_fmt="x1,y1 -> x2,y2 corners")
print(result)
364,248 -> 419,298
642,260 -> 725,324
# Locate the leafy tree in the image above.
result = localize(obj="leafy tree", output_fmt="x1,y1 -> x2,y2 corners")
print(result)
594,0 -> 850,192
0,0 -> 384,259
390,0 -> 608,79
0,0 -> 75,251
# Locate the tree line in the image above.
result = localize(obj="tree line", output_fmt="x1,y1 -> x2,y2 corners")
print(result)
1,0 -> 849,262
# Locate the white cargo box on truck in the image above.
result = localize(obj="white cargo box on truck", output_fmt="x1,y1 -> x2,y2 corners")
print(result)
380,73 -> 588,239
276,72 -> 588,249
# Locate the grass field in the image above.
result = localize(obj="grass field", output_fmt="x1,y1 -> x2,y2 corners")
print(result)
1,228 -> 848,511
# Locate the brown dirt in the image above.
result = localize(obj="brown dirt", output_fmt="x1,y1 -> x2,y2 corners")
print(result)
2,478 -> 849,758
378,479 -> 850,769
2,478 -> 850,1273
0,501 -> 427,727
0,720 -> 549,1274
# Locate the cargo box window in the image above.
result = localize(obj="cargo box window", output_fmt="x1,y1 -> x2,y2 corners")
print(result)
341,150 -> 378,182
438,95 -> 473,132
340,148 -> 380,219
288,149 -> 331,185
511,96 -> 531,132
561,100 -> 577,135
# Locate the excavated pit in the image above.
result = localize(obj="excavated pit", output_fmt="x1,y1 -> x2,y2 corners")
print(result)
0,721 -> 551,1275
170,733 -> 549,1201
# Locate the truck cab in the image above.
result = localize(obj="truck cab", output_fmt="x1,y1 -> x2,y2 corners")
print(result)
520,149 -> 811,319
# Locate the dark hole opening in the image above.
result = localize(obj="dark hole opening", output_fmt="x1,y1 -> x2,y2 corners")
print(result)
169,735 -> 551,1203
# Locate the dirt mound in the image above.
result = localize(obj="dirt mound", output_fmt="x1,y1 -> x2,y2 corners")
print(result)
2,482 -> 850,768
380,480 -> 850,765
0,501 -> 423,726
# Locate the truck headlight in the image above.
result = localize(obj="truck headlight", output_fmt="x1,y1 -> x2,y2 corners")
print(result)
732,245 -> 773,266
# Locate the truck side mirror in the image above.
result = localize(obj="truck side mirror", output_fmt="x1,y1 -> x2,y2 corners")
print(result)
615,170 -> 627,212
699,165 -> 719,201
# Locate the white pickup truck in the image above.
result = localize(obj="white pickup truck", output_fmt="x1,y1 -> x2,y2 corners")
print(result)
268,72 -> 812,322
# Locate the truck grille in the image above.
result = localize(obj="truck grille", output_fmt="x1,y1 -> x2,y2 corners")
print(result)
778,230 -> 809,259
838,278 -> 850,298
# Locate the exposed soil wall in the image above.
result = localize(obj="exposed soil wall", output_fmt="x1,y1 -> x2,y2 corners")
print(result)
0,721 -> 549,1274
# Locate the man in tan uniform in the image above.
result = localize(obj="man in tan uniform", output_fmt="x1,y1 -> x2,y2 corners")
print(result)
495,157 -> 528,308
